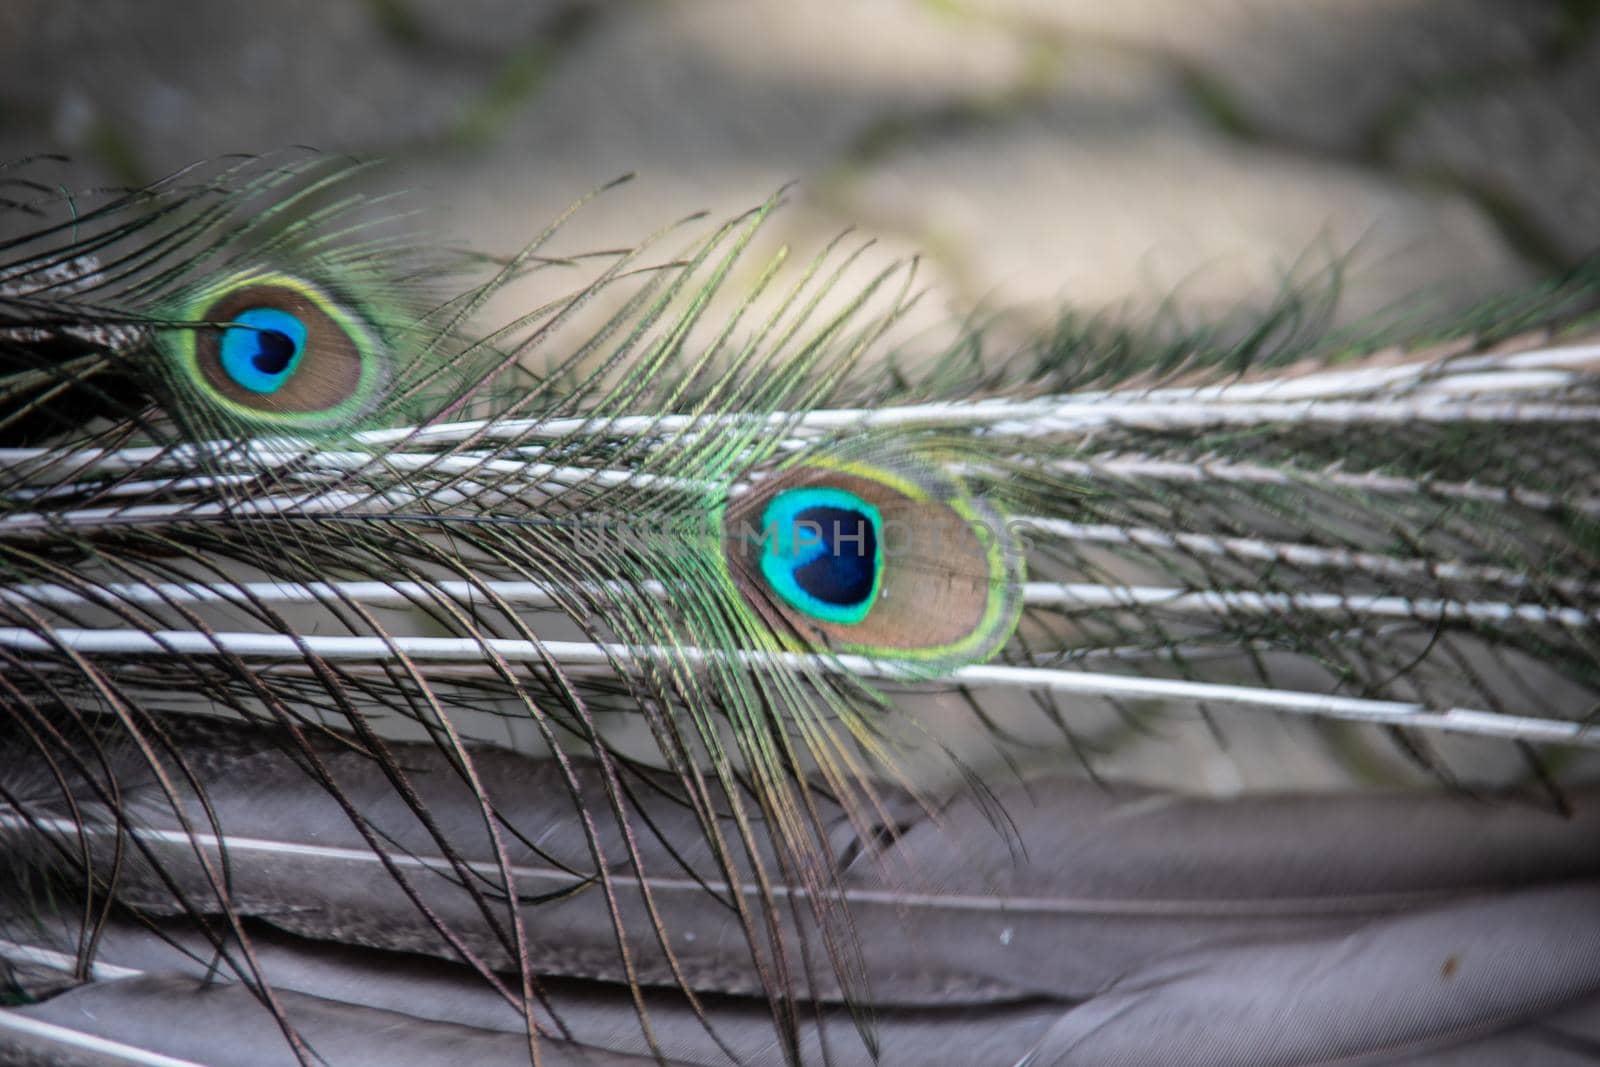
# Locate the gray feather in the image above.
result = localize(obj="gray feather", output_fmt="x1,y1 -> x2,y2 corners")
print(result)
1020,885 -> 1600,1066
7,715 -> 1600,1067
0,974 -> 678,1067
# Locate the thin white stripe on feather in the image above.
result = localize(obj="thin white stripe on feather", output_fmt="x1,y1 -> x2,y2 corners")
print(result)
0,940 -> 141,981
1035,456 -> 1597,514
0,1010 -> 205,1067
352,342 -> 1600,444
2,344 -> 1595,484
1023,583 -> 1599,627
1,627 -> 1591,746
1,578 -> 666,609
13,454 -> 1590,525
6,578 -> 1592,628
1021,519 -> 1600,598
0,815 -> 1457,915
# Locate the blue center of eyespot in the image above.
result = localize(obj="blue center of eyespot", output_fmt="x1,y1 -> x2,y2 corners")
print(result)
218,307 -> 308,394
757,487 -> 883,626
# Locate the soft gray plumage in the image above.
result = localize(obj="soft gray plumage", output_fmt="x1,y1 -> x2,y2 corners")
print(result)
5,716 -> 1600,1065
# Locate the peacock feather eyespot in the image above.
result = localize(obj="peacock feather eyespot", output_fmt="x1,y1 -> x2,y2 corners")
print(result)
758,486 -> 884,626
161,271 -> 389,431
724,453 -> 1026,672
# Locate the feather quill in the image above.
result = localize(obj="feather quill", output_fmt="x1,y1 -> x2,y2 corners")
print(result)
2,154 -> 1599,1065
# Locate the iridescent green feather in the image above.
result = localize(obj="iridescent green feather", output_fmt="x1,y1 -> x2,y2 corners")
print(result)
0,155 -> 509,450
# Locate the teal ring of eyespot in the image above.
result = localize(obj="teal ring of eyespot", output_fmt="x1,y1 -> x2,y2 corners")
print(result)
757,486 -> 883,626
219,307 -> 309,395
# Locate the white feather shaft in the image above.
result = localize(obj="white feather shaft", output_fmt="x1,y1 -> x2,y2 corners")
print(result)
1,627 -> 1591,746
1024,583 -> 1600,627
0,1009 -> 206,1067
0,490 -> 422,534
984,400 -> 1600,436
0,813 -> 1515,915
1,579 -> 666,609
1021,519 -> 1600,597
1038,456 -> 1596,514
0,939 -> 141,982
0,446 -> 705,498
340,398 -> 1600,448
4,343 -> 1595,482
349,343 -> 1600,445
5,579 -> 1590,629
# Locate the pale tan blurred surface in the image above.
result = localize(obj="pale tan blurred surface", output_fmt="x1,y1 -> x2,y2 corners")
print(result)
2,0 -> 1595,323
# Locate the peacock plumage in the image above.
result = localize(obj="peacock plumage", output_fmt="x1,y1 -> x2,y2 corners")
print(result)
0,153 -> 1597,1067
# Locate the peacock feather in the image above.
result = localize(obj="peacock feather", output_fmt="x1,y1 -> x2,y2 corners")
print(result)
0,153 -> 1598,1066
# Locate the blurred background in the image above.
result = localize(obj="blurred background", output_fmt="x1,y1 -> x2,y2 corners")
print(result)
3,0 -> 1597,330
2,0 -> 1597,791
